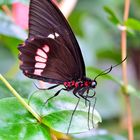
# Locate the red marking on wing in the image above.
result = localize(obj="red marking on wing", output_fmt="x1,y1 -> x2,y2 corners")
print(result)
34,69 -> 43,76
35,62 -> 46,68
35,56 -> 47,63
37,49 -> 47,58
43,45 -> 50,53
25,70 -> 28,73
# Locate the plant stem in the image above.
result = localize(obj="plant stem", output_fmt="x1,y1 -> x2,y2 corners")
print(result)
121,0 -> 133,140
51,134 -> 58,140
1,5 -> 13,18
0,74 -> 42,123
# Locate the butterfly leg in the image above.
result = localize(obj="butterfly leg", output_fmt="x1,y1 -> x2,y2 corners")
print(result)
82,90 -> 97,130
67,93 -> 80,134
74,87 -> 91,130
84,92 -> 97,129
84,91 -> 96,129
78,92 -> 91,130
45,88 -> 66,104
28,84 -> 60,104
84,90 -> 96,107
91,96 -> 97,129
40,88 -> 67,115
84,89 -> 89,107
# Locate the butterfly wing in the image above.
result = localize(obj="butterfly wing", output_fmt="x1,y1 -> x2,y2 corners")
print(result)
19,0 -> 85,83
29,0 -> 85,75
19,36 -> 81,83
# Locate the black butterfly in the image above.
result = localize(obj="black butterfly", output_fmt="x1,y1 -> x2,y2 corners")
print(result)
18,0 -> 113,134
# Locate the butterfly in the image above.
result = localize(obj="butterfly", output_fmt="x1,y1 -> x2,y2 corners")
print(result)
18,0 -> 114,134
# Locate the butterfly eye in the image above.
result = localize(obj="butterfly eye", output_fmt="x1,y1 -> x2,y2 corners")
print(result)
91,81 -> 97,88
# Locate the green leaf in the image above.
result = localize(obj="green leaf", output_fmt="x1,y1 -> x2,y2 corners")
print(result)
0,97 -> 51,140
43,110 -> 100,134
0,0 -> 29,5
104,6 -> 121,25
86,67 -> 119,83
0,79 -> 35,99
0,12 -> 27,40
29,89 -> 102,134
125,18 -> 140,32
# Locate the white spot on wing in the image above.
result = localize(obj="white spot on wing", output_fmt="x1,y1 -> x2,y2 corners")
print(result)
35,63 -> 46,68
48,34 -> 55,39
35,56 -> 47,63
55,32 -> 59,37
34,69 -> 43,76
48,32 -> 59,39
37,49 -> 47,58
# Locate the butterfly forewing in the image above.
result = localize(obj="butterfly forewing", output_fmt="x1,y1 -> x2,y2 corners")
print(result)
19,0 -> 86,83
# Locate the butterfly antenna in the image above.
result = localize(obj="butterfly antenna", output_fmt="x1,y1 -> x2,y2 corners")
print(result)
94,56 -> 127,80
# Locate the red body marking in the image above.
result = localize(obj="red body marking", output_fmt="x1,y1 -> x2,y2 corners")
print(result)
75,82 -> 79,88
84,81 -> 89,86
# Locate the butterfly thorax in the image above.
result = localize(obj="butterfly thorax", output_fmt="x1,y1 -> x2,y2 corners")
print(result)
63,77 -> 97,89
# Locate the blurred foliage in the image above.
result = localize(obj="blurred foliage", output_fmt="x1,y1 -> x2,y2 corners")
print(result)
104,6 -> 121,25
0,0 -> 140,140
0,0 -> 29,5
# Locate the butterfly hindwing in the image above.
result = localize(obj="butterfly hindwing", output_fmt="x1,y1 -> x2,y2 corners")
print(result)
19,36 -> 81,83
19,0 -> 86,83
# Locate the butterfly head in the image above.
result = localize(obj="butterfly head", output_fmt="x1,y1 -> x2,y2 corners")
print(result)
91,80 -> 97,88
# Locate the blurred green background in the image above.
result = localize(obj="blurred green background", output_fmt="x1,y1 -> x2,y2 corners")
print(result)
0,0 -> 140,140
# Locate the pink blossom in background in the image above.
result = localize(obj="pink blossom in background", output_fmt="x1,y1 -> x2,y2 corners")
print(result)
12,1 -> 60,30
12,2 -> 29,29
